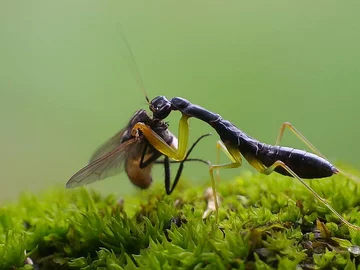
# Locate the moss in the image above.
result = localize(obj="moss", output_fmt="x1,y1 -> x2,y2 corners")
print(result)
2,169 -> 360,269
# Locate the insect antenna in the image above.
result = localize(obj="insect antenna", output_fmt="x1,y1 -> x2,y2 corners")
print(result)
119,24 -> 150,104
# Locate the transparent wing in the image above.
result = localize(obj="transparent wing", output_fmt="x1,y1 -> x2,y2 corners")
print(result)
89,128 -> 127,163
66,138 -> 137,188
89,109 -> 149,162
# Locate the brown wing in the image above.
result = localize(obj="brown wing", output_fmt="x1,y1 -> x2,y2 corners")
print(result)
66,138 -> 137,188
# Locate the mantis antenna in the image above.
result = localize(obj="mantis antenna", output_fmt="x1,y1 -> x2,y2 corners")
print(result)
118,24 -> 150,104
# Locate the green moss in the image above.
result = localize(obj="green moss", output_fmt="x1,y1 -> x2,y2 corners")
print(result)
2,169 -> 360,269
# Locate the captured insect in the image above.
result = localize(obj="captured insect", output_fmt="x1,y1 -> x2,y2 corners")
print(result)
128,95 -> 360,231
66,108 -> 210,193
66,28 -> 211,194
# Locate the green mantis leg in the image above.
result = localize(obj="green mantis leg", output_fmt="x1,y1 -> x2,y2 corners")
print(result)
131,114 -> 190,161
275,122 -> 360,182
215,140 -> 233,182
208,143 -> 242,221
246,156 -> 360,232
276,122 -> 326,156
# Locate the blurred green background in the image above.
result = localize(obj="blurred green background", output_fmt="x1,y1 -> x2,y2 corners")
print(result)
1,1 -> 359,202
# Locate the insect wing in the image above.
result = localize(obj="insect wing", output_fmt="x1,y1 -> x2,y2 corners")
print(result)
88,128 -> 127,163
66,138 -> 137,188
89,110 -> 149,163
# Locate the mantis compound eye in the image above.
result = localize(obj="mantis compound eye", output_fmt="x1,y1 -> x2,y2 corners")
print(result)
149,96 -> 172,120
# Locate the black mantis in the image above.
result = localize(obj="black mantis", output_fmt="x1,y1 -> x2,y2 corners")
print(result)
66,108 -> 210,195
129,95 -> 360,231
68,28 -> 360,232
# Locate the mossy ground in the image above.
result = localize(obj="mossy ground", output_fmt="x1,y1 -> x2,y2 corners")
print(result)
2,168 -> 360,269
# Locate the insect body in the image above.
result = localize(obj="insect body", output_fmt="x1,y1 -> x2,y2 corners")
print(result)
66,109 -> 210,195
103,28 -> 358,230
167,98 -> 337,179
130,95 -> 360,231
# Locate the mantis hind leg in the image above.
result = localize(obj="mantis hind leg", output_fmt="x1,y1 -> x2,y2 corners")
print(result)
276,122 -> 360,182
248,157 -> 360,232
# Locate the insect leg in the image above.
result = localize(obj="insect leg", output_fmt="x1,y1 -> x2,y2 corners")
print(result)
163,156 -> 171,194
275,122 -> 325,156
208,144 -> 242,221
158,157 -> 211,193
132,114 -> 190,161
275,122 -> 360,182
216,141 -> 221,181
166,133 -> 211,195
248,157 -> 360,232
216,140 -> 231,182
138,142 -> 162,168
163,159 -> 210,165
137,141 -> 203,192
140,133 -> 210,194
